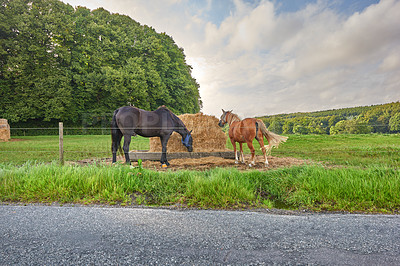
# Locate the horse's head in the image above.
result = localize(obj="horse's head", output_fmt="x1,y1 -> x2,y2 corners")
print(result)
218,109 -> 231,127
182,130 -> 193,152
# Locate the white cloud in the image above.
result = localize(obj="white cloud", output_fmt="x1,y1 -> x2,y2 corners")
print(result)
188,0 -> 400,117
63,0 -> 400,117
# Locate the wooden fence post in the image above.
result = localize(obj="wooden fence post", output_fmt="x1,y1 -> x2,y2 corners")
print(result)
59,122 -> 64,165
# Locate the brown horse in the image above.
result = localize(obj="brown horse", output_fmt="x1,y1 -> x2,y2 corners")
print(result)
218,109 -> 288,167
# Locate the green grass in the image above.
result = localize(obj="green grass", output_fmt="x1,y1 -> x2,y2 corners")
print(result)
0,135 -> 148,164
1,134 -> 399,213
283,166 -> 400,212
276,134 -> 400,167
0,162 -> 399,213
1,134 -> 399,167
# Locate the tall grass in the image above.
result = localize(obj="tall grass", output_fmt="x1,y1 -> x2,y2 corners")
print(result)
0,162 -> 133,204
1,162 -> 399,212
185,169 -> 257,208
284,166 -> 400,212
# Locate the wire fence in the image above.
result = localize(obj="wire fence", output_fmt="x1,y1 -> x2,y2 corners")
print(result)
0,124 -> 144,164
1,127 -> 399,153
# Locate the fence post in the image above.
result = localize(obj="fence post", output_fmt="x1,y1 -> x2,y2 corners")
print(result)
59,122 -> 64,165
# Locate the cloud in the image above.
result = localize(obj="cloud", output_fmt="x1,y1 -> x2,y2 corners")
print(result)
188,0 -> 400,117
380,51 -> 400,72
288,0 -> 400,76
63,0 -> 400,117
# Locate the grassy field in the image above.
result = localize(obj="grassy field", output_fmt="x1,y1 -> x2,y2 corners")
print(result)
0,135 -> 147,164
1,134 -> 399,167
0,134 -> 399,213
272,134 -> 400,168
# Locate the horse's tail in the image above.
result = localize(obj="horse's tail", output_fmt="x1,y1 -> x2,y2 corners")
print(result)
256,119 -> 288,155
111,109 -> 123,157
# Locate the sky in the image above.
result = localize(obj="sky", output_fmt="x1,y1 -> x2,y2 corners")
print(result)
62,0 -> 400,117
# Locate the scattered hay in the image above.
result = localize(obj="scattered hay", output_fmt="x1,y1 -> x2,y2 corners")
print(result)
0,119 -> 10,142
149,113 -> 227,152
141,155 -> 308,171
70,155 -> 308,171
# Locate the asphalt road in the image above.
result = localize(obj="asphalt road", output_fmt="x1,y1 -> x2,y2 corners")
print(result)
0,205 -> 399,265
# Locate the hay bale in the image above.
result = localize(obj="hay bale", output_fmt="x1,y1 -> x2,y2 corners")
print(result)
0,119 -> 10,141
149,113 -> 227,152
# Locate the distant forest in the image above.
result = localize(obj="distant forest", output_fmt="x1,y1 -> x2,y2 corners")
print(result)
258,102 -> 400,135
0,0 -> 201,129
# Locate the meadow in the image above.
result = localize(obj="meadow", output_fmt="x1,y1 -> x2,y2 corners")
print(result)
0,134 -> 399,213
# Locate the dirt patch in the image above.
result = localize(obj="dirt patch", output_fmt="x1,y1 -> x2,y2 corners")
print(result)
141,155 -> 307,171
70,155 -> 308,171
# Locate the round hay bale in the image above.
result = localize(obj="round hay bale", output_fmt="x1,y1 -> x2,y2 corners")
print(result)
149,113 -> 227,152
0,119 -> 10,141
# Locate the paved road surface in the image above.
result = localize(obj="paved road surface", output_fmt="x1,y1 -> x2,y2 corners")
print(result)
1,205 -> 399,265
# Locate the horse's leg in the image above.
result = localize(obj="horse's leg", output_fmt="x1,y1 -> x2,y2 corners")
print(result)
230,138 -> 239,164
122,134 -> 132,165
160,134 -> 171,166
239,142 -> 245,164
112,132 -> 123,163
256,134 -> 268,166
246,140 -> 256,167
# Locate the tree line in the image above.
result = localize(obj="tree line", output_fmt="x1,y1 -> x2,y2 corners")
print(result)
258,102 -> 400,135
0,0 -> 201,130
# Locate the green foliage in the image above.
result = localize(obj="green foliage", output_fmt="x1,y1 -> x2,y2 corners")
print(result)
389,112 -> 400,132
329,119 -> 372,135
259,102 -> 400,135
268,119 -> 283,134
0,0 -> 201,128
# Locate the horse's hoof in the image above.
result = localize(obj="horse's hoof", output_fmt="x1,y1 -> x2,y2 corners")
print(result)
161,164 -> 168,168
235,161 -> 239,164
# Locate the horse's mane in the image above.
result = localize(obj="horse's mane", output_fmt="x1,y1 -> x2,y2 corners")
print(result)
157,105 -> 186,129
157,105 -> 168,110
228,112 -> 241,124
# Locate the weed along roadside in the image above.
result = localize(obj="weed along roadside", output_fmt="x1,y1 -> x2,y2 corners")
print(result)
0,162 -> 399,214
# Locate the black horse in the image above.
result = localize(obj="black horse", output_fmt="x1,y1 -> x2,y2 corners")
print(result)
111,105 -> 193,166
